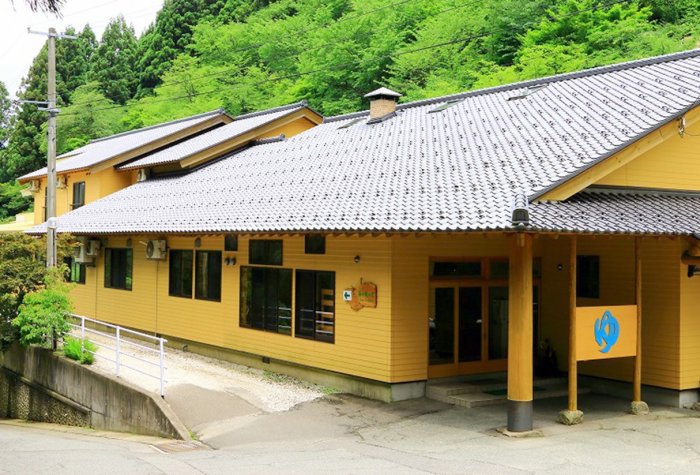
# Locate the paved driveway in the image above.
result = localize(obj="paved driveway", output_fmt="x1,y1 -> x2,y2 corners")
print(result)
2,394 -> 700,474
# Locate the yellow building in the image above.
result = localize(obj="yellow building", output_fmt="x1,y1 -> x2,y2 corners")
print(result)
25,49 -> 700,433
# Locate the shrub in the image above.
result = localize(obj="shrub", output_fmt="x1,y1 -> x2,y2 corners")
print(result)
63,336 -> 96,364
12,268 -> 73,347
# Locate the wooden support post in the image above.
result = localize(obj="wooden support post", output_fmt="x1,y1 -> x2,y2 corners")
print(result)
568,236 -> 577,412
558,235 -> 583,425
634,238 -> 643,401
631,237 -> 649,414
507,233 -> 533,432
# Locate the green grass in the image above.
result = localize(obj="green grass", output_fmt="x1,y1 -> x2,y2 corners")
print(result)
63,336 -> 96,364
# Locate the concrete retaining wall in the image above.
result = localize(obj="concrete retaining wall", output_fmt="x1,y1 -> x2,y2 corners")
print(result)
0,343 -> 188,439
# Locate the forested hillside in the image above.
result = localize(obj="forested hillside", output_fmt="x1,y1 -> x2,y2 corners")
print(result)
1,0 -> 699,220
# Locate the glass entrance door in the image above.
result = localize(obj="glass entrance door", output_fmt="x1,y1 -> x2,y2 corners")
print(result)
429,285 -> 488,375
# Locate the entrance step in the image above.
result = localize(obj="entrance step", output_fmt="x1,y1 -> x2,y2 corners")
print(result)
426,377 -> 590,408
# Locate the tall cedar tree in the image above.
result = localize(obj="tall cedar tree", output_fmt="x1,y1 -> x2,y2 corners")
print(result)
136,0 -> 228,95
91,16 -> 139,105
0,24 -> 96,181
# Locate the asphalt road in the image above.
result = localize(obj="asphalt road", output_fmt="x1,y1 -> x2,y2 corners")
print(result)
2,395 -> 700,474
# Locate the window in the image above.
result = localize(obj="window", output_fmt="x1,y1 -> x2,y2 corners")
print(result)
240,266 -> 292,335
169,250 -> 193,298
64,257 -> 86,284
295,270 -> 335,342
72,181 -> 85,209
224,234 -> 238,252
104,248 -> 132,290
304,235 -> 325,254
249,240 -> 283,265
430,261 -> 482,278
195,251 -> 222,301
577,255 -> 600,299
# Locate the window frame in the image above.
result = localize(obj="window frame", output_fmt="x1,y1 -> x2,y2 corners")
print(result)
239,265 -> 293,335
195,250 -> 222,302
304,235 -> 326,255
104,248 -> 133,291
224,234 -> 238,252
168,250 -> 194,298
295,269 -> 335,343
249,240 -> 283,266
577,255 -> 600,299
72,181 -> 86,210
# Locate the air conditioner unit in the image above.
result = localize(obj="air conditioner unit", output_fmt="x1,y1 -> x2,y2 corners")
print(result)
56,175 -> 67,189
136,169 -> 148,182
146,239 -> 167,260
74,240 -> 94,264
86,240 -> 101,257
28,180 -> 40,193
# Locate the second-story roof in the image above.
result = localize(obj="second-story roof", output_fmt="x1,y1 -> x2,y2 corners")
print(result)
31,48 -> 700,236
18,109 -> 230,182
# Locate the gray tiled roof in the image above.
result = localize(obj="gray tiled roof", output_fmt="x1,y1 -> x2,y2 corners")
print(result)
38,48 -> 700,235
19,109 -> 227,181
117,102 -> 309,171
530,188 -> 700,235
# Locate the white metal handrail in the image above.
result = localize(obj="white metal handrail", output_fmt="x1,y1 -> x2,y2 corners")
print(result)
68,314 -> 167,397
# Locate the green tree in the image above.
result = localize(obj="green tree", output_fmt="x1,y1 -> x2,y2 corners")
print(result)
57,25 -> 97,105
13,267 -> 72,348
136,0 -> 228,95
0,182 -> 31,222
91,16 -> 139,104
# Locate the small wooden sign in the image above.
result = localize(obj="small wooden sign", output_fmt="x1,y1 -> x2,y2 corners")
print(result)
576,305 -> 637,361
344,279 -> 377,311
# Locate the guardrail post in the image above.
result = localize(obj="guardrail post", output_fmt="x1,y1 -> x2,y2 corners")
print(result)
159,339 -> 165,398
80,316 -> 85,353
115,327 -> 121,377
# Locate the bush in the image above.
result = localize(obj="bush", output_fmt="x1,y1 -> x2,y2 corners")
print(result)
12,268 -> 73,347
63,336 -> 96,364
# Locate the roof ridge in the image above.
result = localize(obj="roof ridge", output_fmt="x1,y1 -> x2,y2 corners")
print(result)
234,100 -> 308,120
323,48 -> 700,122
394,48 -> 700,112
90,108 -> 228,144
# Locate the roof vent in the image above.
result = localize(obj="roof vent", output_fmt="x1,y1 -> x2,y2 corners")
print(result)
511,193 -> 531,228
364,87 -> 402,121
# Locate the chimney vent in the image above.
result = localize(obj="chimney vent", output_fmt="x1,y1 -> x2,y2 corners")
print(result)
364,87 -> 402,121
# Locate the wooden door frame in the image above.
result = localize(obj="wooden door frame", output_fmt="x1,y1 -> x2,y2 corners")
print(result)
427,257 -> 540,379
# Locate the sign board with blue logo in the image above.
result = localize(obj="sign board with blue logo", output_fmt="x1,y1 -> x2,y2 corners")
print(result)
575,305 -> 637,361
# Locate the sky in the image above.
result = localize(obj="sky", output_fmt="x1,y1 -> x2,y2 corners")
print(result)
0,0 -> 164,99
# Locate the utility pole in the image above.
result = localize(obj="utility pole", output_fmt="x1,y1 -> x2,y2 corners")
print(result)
28,27 -> 76,267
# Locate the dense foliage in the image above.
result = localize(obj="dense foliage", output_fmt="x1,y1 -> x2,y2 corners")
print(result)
0,233 -> 75,349
62,336 -> 96,364
13,267 -> 73,347
1,0 -> 700,215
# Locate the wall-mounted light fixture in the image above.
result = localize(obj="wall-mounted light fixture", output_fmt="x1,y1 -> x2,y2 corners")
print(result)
354,255 -> 361,264
557,263 -> 563,271
225,256 -> 237,266
194,237 -> 202,248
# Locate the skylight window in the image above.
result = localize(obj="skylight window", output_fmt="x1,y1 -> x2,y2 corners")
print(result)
337,117 -> 365,129
429,99 -> 463,113
507,84 -> 548,101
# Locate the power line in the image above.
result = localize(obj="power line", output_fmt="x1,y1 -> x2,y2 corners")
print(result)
66,0 -> 485,109
59,0 -> 632,116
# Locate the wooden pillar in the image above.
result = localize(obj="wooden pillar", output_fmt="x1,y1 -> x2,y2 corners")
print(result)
507,233 -> 533,432
633,237 -> 642,402
568,236 -> 578,411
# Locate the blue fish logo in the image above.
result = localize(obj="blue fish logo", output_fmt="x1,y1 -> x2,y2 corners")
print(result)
594,310 -> 619,353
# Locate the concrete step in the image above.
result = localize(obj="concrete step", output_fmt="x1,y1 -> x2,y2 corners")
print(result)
442,385 -> 591,409
426,376 -> 567,401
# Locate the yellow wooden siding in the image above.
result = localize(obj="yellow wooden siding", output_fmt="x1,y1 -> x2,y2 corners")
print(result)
543,237 -> 682,389
71,234 -> 394,382
261,117 -> 317,139
595,120 -> 700,191
680,240 -> 700,389
389,234 -> 534,382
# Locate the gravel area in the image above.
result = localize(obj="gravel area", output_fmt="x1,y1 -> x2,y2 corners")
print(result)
70,329 -> 325,413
